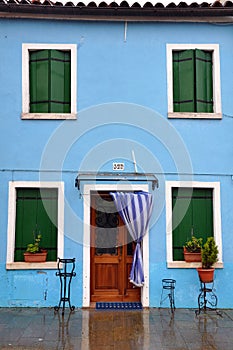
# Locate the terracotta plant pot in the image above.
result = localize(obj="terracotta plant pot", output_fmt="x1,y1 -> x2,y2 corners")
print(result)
184,248 -> 202,262
196,267 -> 215,283
24,251 -> 47,263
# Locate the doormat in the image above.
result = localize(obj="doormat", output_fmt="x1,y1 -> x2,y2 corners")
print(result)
96,302 -> 142,310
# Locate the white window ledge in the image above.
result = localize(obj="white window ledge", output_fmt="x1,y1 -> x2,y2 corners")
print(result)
168,112 -> 222,119
21,113 -> 77,120
6,262 -> 58,270
167,261 -> 224,269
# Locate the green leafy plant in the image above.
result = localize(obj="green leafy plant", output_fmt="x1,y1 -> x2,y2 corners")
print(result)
201,237 -> 218,269
26,233 -> 42,253
184,236 -> 202,253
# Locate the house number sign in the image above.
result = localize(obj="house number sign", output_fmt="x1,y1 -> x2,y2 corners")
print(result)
113,163 -> 125,171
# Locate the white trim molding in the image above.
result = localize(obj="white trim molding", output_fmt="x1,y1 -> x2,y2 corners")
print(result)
166,44 -> 222,119
82,184 -> 150,308
6,181 -> 64,270
166,181 -> 223,268
21,43 -> 77,120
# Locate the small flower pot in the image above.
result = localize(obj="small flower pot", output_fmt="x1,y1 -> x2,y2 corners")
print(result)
197,267 -> 215,283
24,251 -> 47,263
183,248 -> 202,262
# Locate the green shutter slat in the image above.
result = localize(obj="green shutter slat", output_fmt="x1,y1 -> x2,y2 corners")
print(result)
172,188 -> 213,261
14,188 -> 58,262
173,50 -> 195,112
195,49 -> 213,113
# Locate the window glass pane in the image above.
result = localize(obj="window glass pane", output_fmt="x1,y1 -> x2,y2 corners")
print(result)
94,196 -> 119,255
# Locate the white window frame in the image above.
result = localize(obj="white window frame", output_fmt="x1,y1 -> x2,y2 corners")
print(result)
166,44 -> 222,119
22,44 -> 77,120
166,181 -> 223,268
6,181 -> 64,270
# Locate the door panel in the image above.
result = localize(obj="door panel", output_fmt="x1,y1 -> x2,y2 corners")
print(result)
90,192 -> 141,302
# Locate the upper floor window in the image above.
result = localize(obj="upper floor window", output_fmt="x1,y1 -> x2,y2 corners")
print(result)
22,44 -> 77,120
167,44 -> 222,119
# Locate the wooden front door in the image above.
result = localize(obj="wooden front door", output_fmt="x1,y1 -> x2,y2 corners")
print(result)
90,192 -> 141,302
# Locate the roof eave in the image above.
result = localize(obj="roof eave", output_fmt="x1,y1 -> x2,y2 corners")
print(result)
1,3 -> 233,22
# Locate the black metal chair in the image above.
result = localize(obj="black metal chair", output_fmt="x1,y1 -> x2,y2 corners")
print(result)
160,278 -> 176,312
54,258 -> 76,315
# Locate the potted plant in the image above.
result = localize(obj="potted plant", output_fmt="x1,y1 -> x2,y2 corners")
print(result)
197,237 -> 218,283
183,236 -> 202,262
24,233 -> 47,263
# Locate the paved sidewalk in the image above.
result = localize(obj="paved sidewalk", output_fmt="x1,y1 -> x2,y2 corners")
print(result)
0,307 -> 233,349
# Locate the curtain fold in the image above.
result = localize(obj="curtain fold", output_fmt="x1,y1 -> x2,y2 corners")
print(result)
110,191 -> 153,287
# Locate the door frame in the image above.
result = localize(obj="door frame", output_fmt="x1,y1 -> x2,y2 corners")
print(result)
82,183 -> 150,307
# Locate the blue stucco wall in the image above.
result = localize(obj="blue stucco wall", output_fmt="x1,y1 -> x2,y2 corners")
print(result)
0,18 -> 233,308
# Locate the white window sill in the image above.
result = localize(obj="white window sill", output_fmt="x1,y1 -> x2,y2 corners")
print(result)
168,112 -> 222,119
167,261 -> 224,269
21,113 -> 77,120
6,262 -> 58,270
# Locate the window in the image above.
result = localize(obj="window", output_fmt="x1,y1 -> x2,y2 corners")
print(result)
172,188 -> 213,261
15,188 -> 58,262
166,181 -> 223,268
167,44 -> 222,119
7,182 -> 64,269
22,44 -> 77,120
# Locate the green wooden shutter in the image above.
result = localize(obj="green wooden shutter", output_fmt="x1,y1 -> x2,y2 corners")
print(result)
172,188 -> 193,260
173,49 -> 213,113
14,188 -> 58,262
172,188 -> 213,261
50,50 -> 71,113
195,49 -> 213,113
29,50 -> 71,113
30,50 -> 50,113
173,50 -> 195,112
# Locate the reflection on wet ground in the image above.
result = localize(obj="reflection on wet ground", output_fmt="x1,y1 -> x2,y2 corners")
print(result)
0,307 -> 233,349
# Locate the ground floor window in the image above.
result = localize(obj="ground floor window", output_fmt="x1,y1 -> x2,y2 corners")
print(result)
14,188 -> 58,262
172,187 -> 213,261
166,181 -> 223,267
7,181 -> 64,269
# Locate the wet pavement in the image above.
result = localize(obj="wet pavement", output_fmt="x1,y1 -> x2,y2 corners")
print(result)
0,307 -> 233,349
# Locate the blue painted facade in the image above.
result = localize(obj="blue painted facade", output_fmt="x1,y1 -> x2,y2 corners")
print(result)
1,14 -> 233,308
